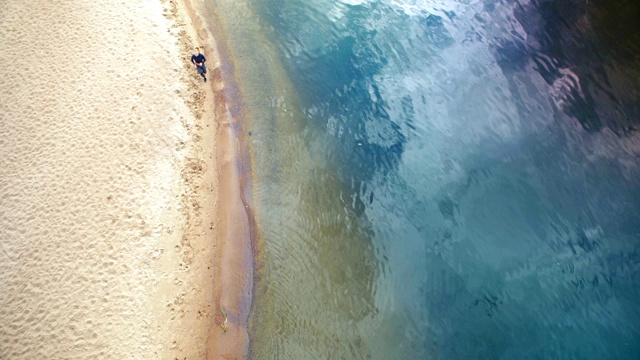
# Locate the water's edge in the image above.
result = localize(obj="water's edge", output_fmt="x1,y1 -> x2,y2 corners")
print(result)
179,0 -> 256,358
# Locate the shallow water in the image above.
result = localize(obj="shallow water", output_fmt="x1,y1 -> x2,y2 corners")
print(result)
209,0 -> 640,358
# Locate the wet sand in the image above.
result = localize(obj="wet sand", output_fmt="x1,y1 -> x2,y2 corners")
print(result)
178,1 -> 255,358
0,0 -> 250,358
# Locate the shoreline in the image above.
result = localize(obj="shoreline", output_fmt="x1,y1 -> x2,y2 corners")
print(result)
176,0 -> 256,358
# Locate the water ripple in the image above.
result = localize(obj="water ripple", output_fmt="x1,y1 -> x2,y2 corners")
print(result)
237,0 -> 640,358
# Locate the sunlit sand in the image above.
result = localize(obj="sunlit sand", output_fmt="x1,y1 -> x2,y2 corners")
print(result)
0,0 -> 225,358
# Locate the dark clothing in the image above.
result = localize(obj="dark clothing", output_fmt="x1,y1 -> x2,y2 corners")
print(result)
191,52 -> 207,81
191,53 -> 206,65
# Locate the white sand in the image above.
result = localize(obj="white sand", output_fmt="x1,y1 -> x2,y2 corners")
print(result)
0,0 -> 218,358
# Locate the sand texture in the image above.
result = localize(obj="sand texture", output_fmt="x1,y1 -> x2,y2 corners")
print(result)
0,0 -> 220,358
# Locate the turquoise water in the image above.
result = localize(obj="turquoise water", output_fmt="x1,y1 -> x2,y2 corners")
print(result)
208,0 -> 640,358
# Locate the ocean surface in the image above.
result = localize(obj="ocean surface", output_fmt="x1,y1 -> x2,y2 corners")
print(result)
207,0 -> 640,358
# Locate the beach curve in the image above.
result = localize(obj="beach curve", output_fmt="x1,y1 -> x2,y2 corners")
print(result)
176,0 -> 257,358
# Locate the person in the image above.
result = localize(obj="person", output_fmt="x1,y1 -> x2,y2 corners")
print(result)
191,47 -> 207,82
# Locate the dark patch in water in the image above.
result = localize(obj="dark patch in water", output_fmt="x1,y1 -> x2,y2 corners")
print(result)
506,0 -> 640,134
423,15 -> 454,49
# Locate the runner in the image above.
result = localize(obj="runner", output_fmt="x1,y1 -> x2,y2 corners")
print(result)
191,47 -> 207,83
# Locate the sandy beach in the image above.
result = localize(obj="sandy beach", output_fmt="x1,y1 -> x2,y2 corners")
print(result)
0,0 -> 249,358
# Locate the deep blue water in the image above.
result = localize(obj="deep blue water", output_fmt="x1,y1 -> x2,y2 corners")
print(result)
210,0 -> 640,358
